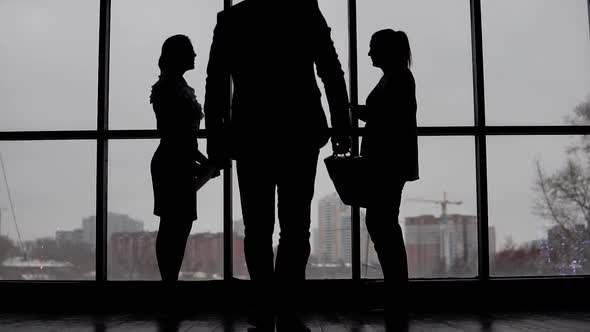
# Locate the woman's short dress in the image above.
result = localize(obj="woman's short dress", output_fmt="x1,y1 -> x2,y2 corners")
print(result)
150,74 -> 203,221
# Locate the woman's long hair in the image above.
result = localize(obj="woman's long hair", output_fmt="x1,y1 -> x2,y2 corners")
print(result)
372,29 -> 412,68
158,34 -> 192,74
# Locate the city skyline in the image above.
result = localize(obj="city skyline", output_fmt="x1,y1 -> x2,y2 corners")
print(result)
6,189 -> 581,281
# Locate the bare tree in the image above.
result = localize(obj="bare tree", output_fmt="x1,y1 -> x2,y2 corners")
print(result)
533,94 -> 590,274
566,94 -> 590,154
492,236 -> 545,276
534,157 -> 590,232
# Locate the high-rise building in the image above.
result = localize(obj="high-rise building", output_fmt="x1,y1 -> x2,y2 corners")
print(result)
405,214 -> 496,277
317,193 -> 350,265
182,232 -> 223,278
82,212 -> 144,245
316,193 -> 374,269
55,229 -> 84,246
405,215 -> 442,277
109,231 -> 158,280
107,230 -> 248,280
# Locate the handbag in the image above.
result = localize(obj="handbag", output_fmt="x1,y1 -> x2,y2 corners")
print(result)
193,150 -> 221,191
324,154 -> 369,207
194,163 -> 220,191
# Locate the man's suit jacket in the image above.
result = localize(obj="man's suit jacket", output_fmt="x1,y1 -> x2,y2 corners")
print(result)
204,0 -> 350,159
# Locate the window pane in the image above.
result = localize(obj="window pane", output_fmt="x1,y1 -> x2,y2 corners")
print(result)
232,145 -> 351,279
109,0 -> 221,129
311,147 -> 352,279
488,136 -> 590,276
482,0 -> 590,125
0,141 -> 96,280
363,137 -> 479,279
108,139 -> 223,280
0,1 -> 99,130
232,163 -> 248,280
317,0 -> 349,128
358,0 -> 474,126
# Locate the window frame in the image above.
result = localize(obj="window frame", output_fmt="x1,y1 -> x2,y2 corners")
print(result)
0,0 -> 588,286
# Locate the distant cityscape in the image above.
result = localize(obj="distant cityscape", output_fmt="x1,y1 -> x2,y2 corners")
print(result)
312,193 -> 495,278
0,193 -> 589,280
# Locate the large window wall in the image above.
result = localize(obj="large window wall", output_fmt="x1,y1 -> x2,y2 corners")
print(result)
0,0 -> 589,282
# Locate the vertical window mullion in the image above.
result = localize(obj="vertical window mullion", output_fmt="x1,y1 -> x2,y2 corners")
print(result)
223,0 -> 233,281
348,0 -> 361,281
96,0 -> 111,282
470,0 -> 490,281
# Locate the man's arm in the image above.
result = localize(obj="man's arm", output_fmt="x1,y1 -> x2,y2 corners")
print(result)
204,11 -> 231,167
310,0 -> 351,154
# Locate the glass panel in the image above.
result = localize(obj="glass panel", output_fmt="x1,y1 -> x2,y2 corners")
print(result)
363,137 -> 478,279
232,145 -> 350,279
0,141 -> 96,280
232,163 -> 248,280
358,0 -> 474,126
317,0 -> 349,128
311,146 -> 352,279
109,0 -> 221,129
108,139 -> 223,280
488,135 -> 590,276
0,1 -> 99,130
482,0 -> 590,125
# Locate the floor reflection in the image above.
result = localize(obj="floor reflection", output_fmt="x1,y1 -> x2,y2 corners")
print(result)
0,311 -> 588,331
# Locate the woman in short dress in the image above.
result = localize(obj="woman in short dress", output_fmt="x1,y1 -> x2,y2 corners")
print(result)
150,34 -> 213,282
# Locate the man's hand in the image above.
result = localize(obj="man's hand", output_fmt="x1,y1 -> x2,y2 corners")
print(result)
331,134 -> 351,155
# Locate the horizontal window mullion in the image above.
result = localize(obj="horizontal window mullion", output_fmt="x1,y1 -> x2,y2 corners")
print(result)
483,126 -> 590,135
0,131 -> 98,141
1,125 -> 587,141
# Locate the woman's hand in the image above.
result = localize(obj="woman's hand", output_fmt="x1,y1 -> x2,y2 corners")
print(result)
349,104 -> 368,122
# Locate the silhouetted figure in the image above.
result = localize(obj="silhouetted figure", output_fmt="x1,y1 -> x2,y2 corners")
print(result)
150,35 -> 216,283
351,29 -> 419,313
204,0 -> 351,328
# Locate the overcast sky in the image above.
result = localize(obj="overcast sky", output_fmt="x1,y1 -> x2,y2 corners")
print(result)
0,0 -> 589,259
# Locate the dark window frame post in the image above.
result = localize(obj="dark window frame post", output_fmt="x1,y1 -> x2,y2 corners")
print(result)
469,0 -> 490,281
348,0 -> 361,281
223,0 -> 233,281
96,0 -> 111,282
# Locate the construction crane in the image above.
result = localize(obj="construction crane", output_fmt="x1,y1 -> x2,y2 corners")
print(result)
406,191 -> 463,218
0,207 -> 7,237
0,152 -> 24,254
406,192 -> 465,273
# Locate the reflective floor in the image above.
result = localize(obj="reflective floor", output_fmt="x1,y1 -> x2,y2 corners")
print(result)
1,310 -> 590,332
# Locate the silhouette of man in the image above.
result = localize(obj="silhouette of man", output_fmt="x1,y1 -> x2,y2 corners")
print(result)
204,0 -> 350,317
